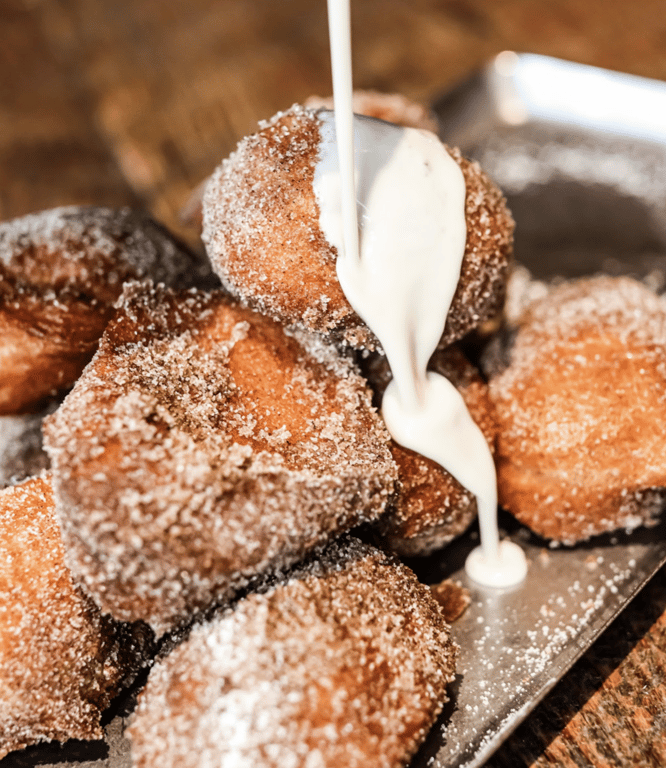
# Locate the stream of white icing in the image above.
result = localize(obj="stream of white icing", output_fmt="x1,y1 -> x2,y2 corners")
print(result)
321,0 -> 526,588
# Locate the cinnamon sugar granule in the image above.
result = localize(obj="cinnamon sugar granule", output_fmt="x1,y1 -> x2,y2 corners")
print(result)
429,579 -> 472,623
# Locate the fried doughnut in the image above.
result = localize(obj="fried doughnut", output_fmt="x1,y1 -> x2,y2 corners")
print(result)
0,476 -> 152,759
127,537 -> 457,768
305,89 -> 439,132
180,92 -> 438,232
0,205 -> 208,415
44,283 -> 397,636
202,104 -> 513,352
488,275 -> 666,543
363,345 -> 498,555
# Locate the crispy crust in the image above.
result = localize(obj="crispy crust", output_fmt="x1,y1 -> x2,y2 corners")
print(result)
44,284 -> 397,635
364,345 -> 498,555
0,476 -> 152,758
488,275 -> 666,543
127,537 -> 457,768
0,206 -> 206,415
202,105 -> 513,352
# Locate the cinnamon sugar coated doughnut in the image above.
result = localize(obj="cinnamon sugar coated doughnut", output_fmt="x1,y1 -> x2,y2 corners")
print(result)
364,346 -> 498,555
127,537 -> 457,768
202,105 -> 513,351
0,476 -> 152,758
488,275 -> 666,543
0,206 -> 208,414
44,283 -> 397,635
181,91 -> 438,232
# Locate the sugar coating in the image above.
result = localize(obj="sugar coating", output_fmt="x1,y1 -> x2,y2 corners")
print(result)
202,105 -> 513,352
488,275 -> 666,543
0,206 -> 208,414
44,284 -> 397,636
127,537 -> 457,768
0,206 -> 204,298
363,345 -> 498,556
0,476 -> 151,758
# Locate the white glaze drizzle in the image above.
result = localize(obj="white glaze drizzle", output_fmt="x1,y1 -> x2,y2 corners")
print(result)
325,0 -> 358,266
322,0 -> 526,589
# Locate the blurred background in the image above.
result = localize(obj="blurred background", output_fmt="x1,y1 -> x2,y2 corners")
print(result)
3,0 -> 666,249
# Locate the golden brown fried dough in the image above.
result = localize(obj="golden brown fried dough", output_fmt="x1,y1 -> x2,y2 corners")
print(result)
488,275 -> 666,543
44,284 -> 397,636
0,206 -> 207,415
202,105 -> 513,352
364,346 -> 498,555
127,537 -> 457,768
0,476 -> 151,759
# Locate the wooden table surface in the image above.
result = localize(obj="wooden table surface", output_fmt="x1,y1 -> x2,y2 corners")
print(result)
3,0 -> 666,765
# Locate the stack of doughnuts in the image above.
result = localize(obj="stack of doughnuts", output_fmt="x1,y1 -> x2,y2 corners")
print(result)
202,102 -> 512,557
3,89 -> 666,767
1,96 -> 503,764
122,99 -> 508,766
38,99 -> 513,643
0,205 -> 206,754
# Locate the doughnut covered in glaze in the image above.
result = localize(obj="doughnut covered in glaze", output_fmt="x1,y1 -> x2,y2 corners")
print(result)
364,345 -> 498,555
202,105 -> 513,352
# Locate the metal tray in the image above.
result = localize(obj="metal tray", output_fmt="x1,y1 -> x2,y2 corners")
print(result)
410,52 -> 666,768
3,52 -> 666,768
